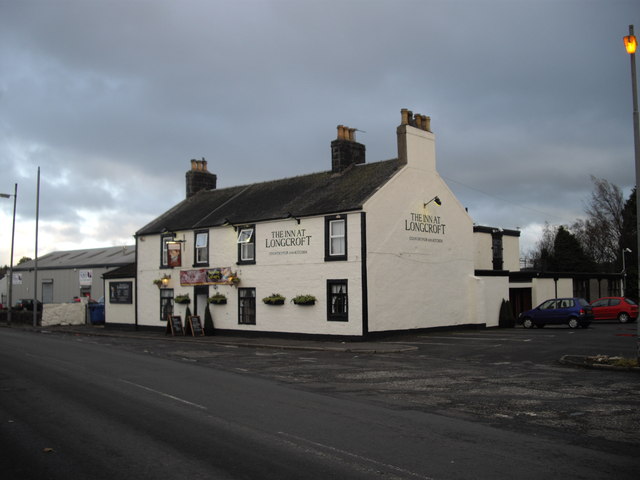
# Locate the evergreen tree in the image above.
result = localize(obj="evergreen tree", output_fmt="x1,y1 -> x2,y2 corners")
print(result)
549,226 -> 594,272
204,304 -> 215,335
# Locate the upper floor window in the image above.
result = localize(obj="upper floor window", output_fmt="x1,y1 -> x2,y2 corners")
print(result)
325,215 -> 347,261
161,233 -> 176,268
194,230 -> 209,266
237,225 -> 255,264
491,232 -> 503,271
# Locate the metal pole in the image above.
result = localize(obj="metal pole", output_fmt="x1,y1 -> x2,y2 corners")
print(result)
622,248 -> 626,297
626,25 -> 640,363
8,183 -> 17,326
33,167 -> 40,328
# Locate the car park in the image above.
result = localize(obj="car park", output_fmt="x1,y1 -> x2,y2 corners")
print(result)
14,299 -> 43,311
519,297 -> 593,329
589,297 -> 638,323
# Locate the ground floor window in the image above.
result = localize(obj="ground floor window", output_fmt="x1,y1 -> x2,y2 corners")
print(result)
327,279 -> 348,321
160,288 -> 174,322
238,288 -> 256,325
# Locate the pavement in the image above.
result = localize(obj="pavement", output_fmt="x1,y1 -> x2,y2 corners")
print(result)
1,322 -> 418,354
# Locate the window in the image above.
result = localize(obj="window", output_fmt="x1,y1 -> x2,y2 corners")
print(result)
491,232 -> 503,270
325,215 -> 347,261
194,230 -> 209,266
160,288 -> 174,322
238,288 -> 256,325
161,233 -> 175,268
237,226 -> 255,264
327,279 -> 348,321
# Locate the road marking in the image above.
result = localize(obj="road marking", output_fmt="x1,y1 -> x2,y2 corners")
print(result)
277,431 -> 435,480
119,379 -> 207,410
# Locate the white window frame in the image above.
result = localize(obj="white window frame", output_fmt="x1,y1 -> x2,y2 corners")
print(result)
194,231 -> 208,265
329,219 -> 346,256
237,227 -> 255,262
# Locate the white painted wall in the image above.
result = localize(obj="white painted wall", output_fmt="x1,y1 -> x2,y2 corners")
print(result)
502,234 -> 520,272
105,278 -> 136,325
364,126 -> 480,332
473,230 -> 521,272
531,277 -> 573,306
137,216 -> 364,335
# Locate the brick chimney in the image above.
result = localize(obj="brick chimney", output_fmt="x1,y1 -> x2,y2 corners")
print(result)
186,158 -> 217,198
397,108 -> 435,171
331,125 -> 366,173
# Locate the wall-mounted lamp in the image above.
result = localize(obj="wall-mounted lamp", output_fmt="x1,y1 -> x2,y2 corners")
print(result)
161,273 -> 171,287
424,196 -> 442,208
286,212 -> 301,224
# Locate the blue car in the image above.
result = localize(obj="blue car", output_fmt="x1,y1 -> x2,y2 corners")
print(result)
519,298 -> 593,329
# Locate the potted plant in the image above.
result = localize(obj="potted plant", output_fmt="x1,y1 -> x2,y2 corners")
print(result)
292,294 -> 316,306
175,294 -> 191,304
263,293 -> 286,305
229,274 -> 241,286
208,293 -> 227,305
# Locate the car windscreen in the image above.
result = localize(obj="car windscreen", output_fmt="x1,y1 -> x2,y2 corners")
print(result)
625,298 -> 637,305
577,298 -> 589,306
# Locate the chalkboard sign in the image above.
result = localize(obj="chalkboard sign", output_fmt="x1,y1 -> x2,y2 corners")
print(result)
187,315 -> 204,337
167,315 -> 184,336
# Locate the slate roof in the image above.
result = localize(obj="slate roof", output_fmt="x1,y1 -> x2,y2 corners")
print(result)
137,159 -> 402,236
102,262 -> 136,279
14,245 -> 136,271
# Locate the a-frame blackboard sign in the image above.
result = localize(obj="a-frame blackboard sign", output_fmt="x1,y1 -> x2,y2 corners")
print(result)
166,315 -> 184,336
186,315 -> 205,337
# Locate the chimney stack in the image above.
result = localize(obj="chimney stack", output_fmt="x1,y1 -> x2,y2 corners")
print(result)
331,124 -> 366,173
397,108 -> 436,170
186,158 -> 217,198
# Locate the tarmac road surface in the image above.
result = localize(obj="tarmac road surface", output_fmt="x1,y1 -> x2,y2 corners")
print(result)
0,327 -> 637,479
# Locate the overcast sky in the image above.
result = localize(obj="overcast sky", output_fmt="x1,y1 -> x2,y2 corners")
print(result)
1,0 -> 639,265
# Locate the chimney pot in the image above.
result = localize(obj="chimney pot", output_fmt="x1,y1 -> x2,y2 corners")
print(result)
401,108 -> 409,125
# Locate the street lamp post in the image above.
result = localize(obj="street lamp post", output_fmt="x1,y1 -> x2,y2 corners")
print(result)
623,25 -> 640,363
621,247 -> 632,297
1,183 -> 17,326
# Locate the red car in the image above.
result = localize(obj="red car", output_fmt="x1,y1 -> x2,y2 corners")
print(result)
590,297 -> 638,323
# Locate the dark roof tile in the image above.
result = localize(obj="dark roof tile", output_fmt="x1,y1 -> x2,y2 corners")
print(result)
137,159 -> 400,235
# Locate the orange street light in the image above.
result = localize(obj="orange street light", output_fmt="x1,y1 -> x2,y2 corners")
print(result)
623,25 -> 640,363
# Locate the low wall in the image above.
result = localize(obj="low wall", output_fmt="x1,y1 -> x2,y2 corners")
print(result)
42,302 -> 87,326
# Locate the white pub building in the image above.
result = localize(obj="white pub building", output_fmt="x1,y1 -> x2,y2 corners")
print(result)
134,109 -> 521,336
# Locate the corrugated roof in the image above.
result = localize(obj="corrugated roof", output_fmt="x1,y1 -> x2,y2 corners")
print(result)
14,245 -> 135,271
137,159 -> 401,236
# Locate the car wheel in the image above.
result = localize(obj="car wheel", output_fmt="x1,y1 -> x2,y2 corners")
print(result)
618,312 -> 630,323
568,317 -> 579,329
522,317 -> 534,329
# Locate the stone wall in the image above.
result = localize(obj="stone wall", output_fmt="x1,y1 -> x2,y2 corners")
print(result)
42,302 -> 87,326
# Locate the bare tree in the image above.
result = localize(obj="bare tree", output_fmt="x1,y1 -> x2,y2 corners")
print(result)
524,222 -> 557,270
572,176 -> 624,268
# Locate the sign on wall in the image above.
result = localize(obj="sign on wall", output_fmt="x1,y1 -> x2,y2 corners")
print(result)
167,242 -> 182,267
109,281 -> 133,304
265,228 -> 312,256
180,267 -> 234,286
405,211 -> 446,244
11,272 -> 22,285
79,269 -> 93,286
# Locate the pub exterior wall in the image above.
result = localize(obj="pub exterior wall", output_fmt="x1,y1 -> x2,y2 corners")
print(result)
137,215 -> 364,335
364,130 -> 479,332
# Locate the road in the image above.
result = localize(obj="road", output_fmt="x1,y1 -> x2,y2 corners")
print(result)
0,327 -> 637,479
